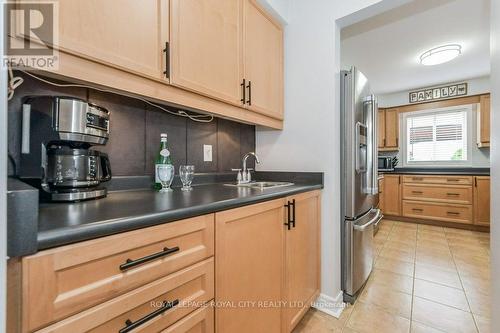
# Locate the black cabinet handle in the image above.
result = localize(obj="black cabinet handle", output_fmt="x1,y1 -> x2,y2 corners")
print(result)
246,80 -> 252,105
284,200 -> 296,229
119,246 -> 180,271
119,299 -> 179,333
284,202 -> 291,230
163,42 -> 170,79
240,79 -> 246,104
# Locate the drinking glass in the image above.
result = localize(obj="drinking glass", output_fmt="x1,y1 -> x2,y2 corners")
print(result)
179,165 -> 195,191
157,164 -> 175,193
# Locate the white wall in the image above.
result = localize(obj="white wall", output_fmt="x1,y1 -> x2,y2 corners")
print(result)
256,0 -> 289,24
378,76 -> 491,107
256,0 -> 389,304
490,0 -> 499,329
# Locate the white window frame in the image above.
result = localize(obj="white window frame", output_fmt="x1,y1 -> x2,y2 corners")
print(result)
401,105 -> 473,167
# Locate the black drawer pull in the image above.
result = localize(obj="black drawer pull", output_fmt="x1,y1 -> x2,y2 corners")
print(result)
119,246 -> 180,271
291,199 -> 296,228
412,191 -> 423,194
447,211 -> 460,215
119,299 -> 179,333
447,193 -> 460,196
447,179 -> 460,182
412,208 -> 423,212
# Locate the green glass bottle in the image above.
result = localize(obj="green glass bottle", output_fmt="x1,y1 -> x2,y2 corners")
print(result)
154,133 -> 174,190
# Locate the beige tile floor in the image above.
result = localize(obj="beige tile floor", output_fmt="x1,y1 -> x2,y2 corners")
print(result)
293,220 -> 491,333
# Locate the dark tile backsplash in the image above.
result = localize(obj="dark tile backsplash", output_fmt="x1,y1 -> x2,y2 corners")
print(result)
7,72 -> 255,176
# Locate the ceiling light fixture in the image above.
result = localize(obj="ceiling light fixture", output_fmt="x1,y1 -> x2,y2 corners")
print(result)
420,44 -> 462,66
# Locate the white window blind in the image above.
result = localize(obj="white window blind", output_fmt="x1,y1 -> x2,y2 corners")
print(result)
405,109 -> 468,163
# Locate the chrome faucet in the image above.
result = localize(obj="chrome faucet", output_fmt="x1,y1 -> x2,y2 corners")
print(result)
232,152 -> 260,184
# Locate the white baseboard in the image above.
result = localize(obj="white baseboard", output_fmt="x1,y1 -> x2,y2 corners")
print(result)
312,292 -> 346,318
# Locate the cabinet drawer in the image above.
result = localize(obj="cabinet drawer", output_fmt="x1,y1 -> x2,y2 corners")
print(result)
402,175 -> 472,185
23,214 -> 214,332
162,305 -> 214,333
402,184 -> 472,204
402,201 -> 472,224
35,258 -> 214,333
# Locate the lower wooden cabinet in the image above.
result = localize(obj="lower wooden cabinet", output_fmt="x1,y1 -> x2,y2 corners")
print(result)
215,199 -> 285,333
383,175 -> 401,216
474,176 -> 490,226
283,191 -> 321,332
11,190 -> 321,333
21,214 -> 214,332
402,201 -> 473,224
380,173 -> 490,228
162,305 -> 214,333
378,177 -> 385,211
215,191 -> 322,333
35,258 -> 214,333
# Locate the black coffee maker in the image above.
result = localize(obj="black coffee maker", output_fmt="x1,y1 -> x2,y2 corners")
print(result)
19,96 -> 112,202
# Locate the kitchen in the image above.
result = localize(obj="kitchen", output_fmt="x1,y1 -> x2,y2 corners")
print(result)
336,1 -> 492,332
0,1 -> 498,333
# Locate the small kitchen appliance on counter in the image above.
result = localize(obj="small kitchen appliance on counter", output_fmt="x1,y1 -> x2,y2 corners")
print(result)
19,96 -> 112,202
378,156 -> 398,171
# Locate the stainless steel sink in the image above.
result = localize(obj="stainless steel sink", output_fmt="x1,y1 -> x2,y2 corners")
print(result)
224,181 -> 294,189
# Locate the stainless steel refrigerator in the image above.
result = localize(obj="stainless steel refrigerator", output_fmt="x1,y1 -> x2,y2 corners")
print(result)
341,67 -> 382,303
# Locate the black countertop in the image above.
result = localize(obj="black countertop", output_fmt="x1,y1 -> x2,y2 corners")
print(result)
379,167 -> 490,176
30,172 -> 323,252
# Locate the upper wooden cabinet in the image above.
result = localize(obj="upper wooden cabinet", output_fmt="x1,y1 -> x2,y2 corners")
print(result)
477,94 -> 491,148
243,0 -> 284,119
48,0 -> 169,81
283,191 -> 321,332
169,0 -> 244,105
378,108 -> 399,151
474,176 -> 490,226
378,109 -> 386,149
10,0 -> 284,128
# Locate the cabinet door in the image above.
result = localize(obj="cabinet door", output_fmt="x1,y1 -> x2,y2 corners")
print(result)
243,0 -> 284,119
46,0 -> 168,81
385,108 -> 399,149
384,175 -> 401,215
474,176 -> 490,226
378,109 -> 386,148
477,95 -> 491,147
379,178 -> 385,212
284,191 -> 321,332
170,0 -> 243,105
215,199 -> 284,333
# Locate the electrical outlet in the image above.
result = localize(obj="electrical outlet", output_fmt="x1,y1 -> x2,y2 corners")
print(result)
203,144 -> 213,162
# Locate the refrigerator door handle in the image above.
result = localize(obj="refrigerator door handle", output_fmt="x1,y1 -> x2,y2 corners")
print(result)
353,209 -> 381,231
355,122 -> 368,174
370,94 -> 379,195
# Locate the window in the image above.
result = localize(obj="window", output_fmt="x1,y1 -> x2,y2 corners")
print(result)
402,106 -> 472,166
